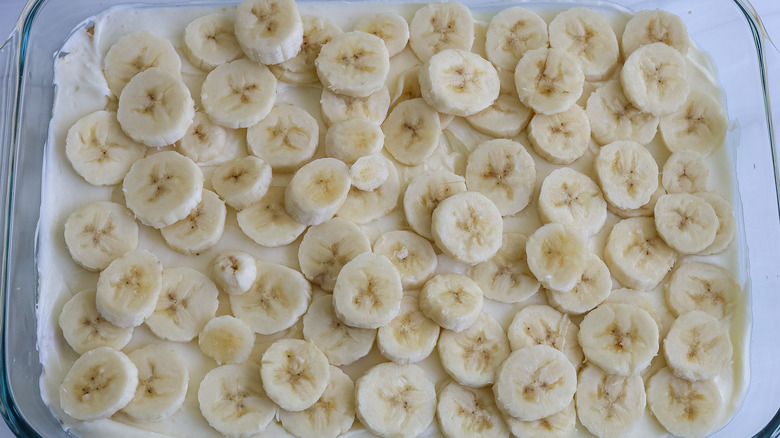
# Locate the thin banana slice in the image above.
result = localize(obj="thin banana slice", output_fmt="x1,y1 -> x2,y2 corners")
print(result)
507,304 -> 583,367
211,156 -> 273,211
298,217 -> 371,291
382,97 -> 441,166
514,47 -> 584,115
665,261 -> 739,320
528,104 -> 591,165
465,92 -> 533,138
575,364 -> 646,438
419,49 -> 499,117
246,103 -> 319,172
59,347 -> 138,421
664,310 -> 733,381
176,112 -> 227,163
549,7 -> 619,81
320,86 -> 390,126
269,16 -> 342,84
201,59 -> 277,129
316,31 -> 390,98
390,65 -> 422,111
234,0 -> 303,65
145,267 -> 219,342
260,338 -> 330,412
586,80 -> 660,146
654,193 -> 718,254
59,290 -> 133,354
333,253 -> 403,329
279,366 -> 355,438
465,139 -> 536,216
64,201 -> 138,272
647,367 -> 722,438
211,250 -> 257,295
595,140 -> 659,210
484,6 -> 548,71
160,189 -> 226,254
660,89 -> 728,156
96,250 -> 163,328
103,31 -> 181,98
622,10 -> 689,58
199,315 -> 255,365
325,118 -> 384,165
404,169 -> 467,240
538,168 -> 607,236
471,232 -> 539,304
437,381 -> 509,438
237,186 -> 307,247
420,273 -> 483,332
409,1 -> 475,62
505,401 -> 576,438
546,253 -> 611,315
304,294 -> 377,366
285,158 -> 351,226
355,12 -> 410,57
349,153 -> 388,191
526,223 -> 589,292
696,191 -> 736,255
620,42 -> 689,116
662,150 -> 709,194
603,217 -> 676,290
182,14 -> 243,71
438,312 -> 510,387
121,344 -> 188,422
373,230 -> 437,289
377,293 -> 440,365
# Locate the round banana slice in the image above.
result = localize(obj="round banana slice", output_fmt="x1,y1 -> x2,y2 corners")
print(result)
355,362 -> 436,438
121,344 -> 188,422
607,175 -> 666,219
665,261 -> 739,320
175,112 -> 227,163
211,250 -> 257,295
507,304 -> 583,367
103,31 -> 181,98
662,150 -> 709,194
437,381 -> 510,438
260,339 -> 330,412
145,267 -> 219,342
505,401 -> 576,438
382,98 -> 441,166
96,250 -> 163,328
59,290 -> 133,355
546,253 -> 611,315
201,59 -> 277,129
538,168 -> 607,236
620,42 -> 689,116
528,104 -> 591,165
432,191 -> 503,265
303,294 -> 376,366
603,217 -> 676,291
279,366 -> 355,438
595,140 -> 659,210
237,186 -> 307,247
64,201 -> 139,272
514,47 -> 584,115
438,312 -> 510,388
298,217 -> 371,291
420,273 -> 483,333
647,367 -> 722,438
470,232 -> 539,304
576,364 -> 646,438
465,139 -> 536,216
59,347 -> 138,421
373,230 -> 437,289
404,169 -> 467,240
409,1 -> 474,62
660,89 -> 728,156
654,193 -> 718,254
696,191 -> 736,255
349,153 -> 389,191
606,287 -> 676,340
269,16 -> 342,84
325,118 -> 384,165
586,80 -> 660,146
285,158 -> 351,226
160,189 -> 226,254
320,86 -> 390,126
622,9 -> 689,58
355,12 -> 410,57
419,49 -> 500,117
199,315 -> 255,365
664,310 -> 733,381
234,0 -> 303,65
316,31 -> 390,98
549,7 -> 619,81
246,103 -> 319,172
377,293 -> 440,365
465,92 -> 533,138
337,155 -> 400,224
211,156 -> 272,211
484,6 -> 548,71
333,253 -> 403,329
182,13 -> 243,71
390,65 -> 422,111
526,223 -> 589,292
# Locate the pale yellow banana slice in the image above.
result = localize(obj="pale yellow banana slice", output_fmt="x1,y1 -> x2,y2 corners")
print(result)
337,156 -> 401,224
654,193 -> 718,254
373,230 -> 437,289
260,338 -> 330,411
505,401 -> 575,438
355,362 -> 436,438
103,31 -> 181,98
465,92 -> 533,138
438,312 -> 510,387
484,6 -> 548,71
403,169 -> 467,240
269,15 -> 342,84
59,347 -> 138,421
585,80 -> 659,146
514,47 -> 584,115
662,150 -> 709,194
320,86 -> 390,126
696,191 -> 736,255
606,287 -> 676,340
303,294 -> 376,366
121,344 -> 188,422
390,65 -> 422,111
432,191 -> 504,264
182,13 -> 243,72
528,104 -> 591,165
507,304 -> 583,367
316,31 -> 390,98
525,223 -> 588,292
201,59 -> 277,129
436,381 -> 509,438
285,158 -> 351,226
620,42 -> 689,116
470,232 -> 539,304
575,364 -> 647,438
603,217 -> 676,290
325,118 -> 384,165
349,153 -> 388,191
96,250 -> 163,328
409,1 -> 474,63
464,139 -> 536,216
160,189 -> 226,254
647,367 -> 722,438
595,140 -> 659,210
546,253 -> 611,315
355,12 -> 410,57
665,261 -> 739,320
377,293 -> 440,365
59,290 -> 133,355
198,315 -> 255,365
622,10 -> 689,58
549,7 -> 619,81
607,175 -> 666,219
237,186 -> 307,247
211,249 -> 257,295
246,103 -> 319,172
211,156 -> 272,210
664,310 -> 733,381
279,366 -> 355,438
660,89 -> 728,156
539,167 -> 607,237
419,49 -> 500,117
297,217 -> 371,291
175,112 -> 227,163
145,267 -> 219,342
64,201 -> 138,272
333,253 -> 403,329
234,0 -> 303,65
382,97 -> 441,166
420,273 -> 483,332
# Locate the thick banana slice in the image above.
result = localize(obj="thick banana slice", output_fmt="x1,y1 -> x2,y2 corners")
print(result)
230,260 -> 311,334
579,303 -> 659,376
349,153 -> 388,191
539,167 -> 607,236
64,201 -> 138,272
526,223 -> 588,292
96,250 -> 162,328
607,175 -> 666,219
546,253 -> 611,315
337,156 -> 400,224
420,273 -> 483,332
390,66 -> 422,111
355,362 -> 436,438
382,97 -> 441,166
494,345 -> 577,421
549,7 -> 619,81
303,294 -> 376,366
606,287 -> 676,340
664,310 -> 733,381
409,1 -> 474,62
662,150 -> 709,194
465,139 -> 536,216
505,401 -> 575,438
182,14 -> 243,71
595,140 -> 659,210
145,267 -> 219,342
373,230 -> 437,289
66,110 -> 146,186
514,47 -> 584,115
211,156 -> 272,210
246,103 -> 319,172
59,290 -> 133,354
654,193 -> 718,254
320,86 -> 390,126
103,31 -> 181,98
117,68 -> 194,147
234,0 -> 303,65
377,293 -> 440,365
622,9 -> 689,58
484,6 -> 548,71
198,363 -> 277,436
432,191 -> 503,264
175,112 -> 227,163
333,253 -> 403,329
160,189 -> 226,254
437,381 -> 509,438
665,261 -> 739,320
603,217 -> 676,290
122,151 -> 204,229
237,186 -> 307,247
279,366 -> 355,438
355,12 -> 410,57
586,80 -> 660,146
316,31 -> 390,98
285,158 -> 351,226
419,49 -> 499,117
211,250 -> 257,295
298,217 -> 371,291
121,344 -> 188,422
465,92 -> 533,138
647,367 -> 722,438
507,304 -> 583,367
59,347 -> 138,421
325,119 -> 384,165
269,16 -> 342,84
576,364 -> 646,438
199,315 -> 255,365
404,169 -> 467,240
260,339 -> 330,412
620,42 -> 689,116
438,312 -> 510,387
660,89 -> 728,156
471,232 -> 539,304
696,191 -> 736,255
528,104 -> 591,165
201,59 -> 277,129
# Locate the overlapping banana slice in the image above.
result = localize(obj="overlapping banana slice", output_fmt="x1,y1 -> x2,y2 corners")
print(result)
333,253 -> 403,329
526,223 -> 589,292
603,217 -> 676,290
349,153 -> 389,191
325,118 -> 384,165
471,232 -> 539,304
507,304 -> 583,367
654,193 -> 719,254
409,1 -> 474,62
438,312 -> 510,387
96,250 -> 163,328
484,6 -> 548,71
665,261 -> 739,320
237,186 -> 307,247
145,267 -> 219,342
419,49 -> 500,117
420,273 -> 483,333
465,92 -> 533,138
696,191 -> 736,254
607,175 -> 666,219
160,189 -> 226,254
303,294 -> 376,366
269,16 -> 342,84
316,31 -> 390,98
660,89 -> 728,156
321,86 -> 390,126
260,339 -> 330,411
382,98 -> 441,166
246,103 -> 319,172
432,191 -> 504,265
285,158 -> 351,226
121,344 -> 189,422
64,201 -> 139,272
211,156 -> 273,211
201,59 -> 277,129
175,112 -> 228,164
514,47 -> 584,115
546,253 -> 611,315
355,12 -> 410,58
337,155 -> 401,224
279,366 -> 355,438
595,140 -> 659,210
662,150 -> 709,194
198,315 -> 255,365
647,367 -> 722,438
59,290 -> 133,354
436,381 -> 510,438
576,364 -> 647,438
464,139 -> 536,216
377,293 -> 440,365
404,169 -> 467,240
622,9 -> 689,58
538,168 -> 607,236
586,80 -> 660,146
182,14 -> 243,71
297,217 -> 371,291
664,310 -> 733,381
620,42 -> 689,116
505,401 -> 575,438
528,104 -> 591,165
234,0 -> 303,65
211,250 -> 257,295
549,7 -> 619,81
103,31 -> 181,98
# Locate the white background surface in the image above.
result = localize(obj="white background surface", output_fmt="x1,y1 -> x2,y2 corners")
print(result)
1,0 -> 780,437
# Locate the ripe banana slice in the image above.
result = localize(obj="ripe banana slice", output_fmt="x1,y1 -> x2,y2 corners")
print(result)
349,153 -> 388,191
59,290 -> 133,354
325,118 -> 384,165
664,310 -> 733,381
160,189 -> 226,254
432,191 -> 504,265
471,232 -> 539,304
279,366 -> 355,438
420,273 -> 483,332
436,381 -> 510,438
103,31 -> 181,98
409,1 -> 474,62
622,9 -> 689,58
269,16 -> 342,84
382,97 -> 441,166
230,260 -> 311,334
316,31 -> 390,98
59,347 -> 138,421
260,338 -> 330,411
647,367 -> 722,438
665,261 -> 739,320
373,230 -> 437,289
182,14 -> 243,71
494,345 -> 577,421
355,362 -> 436,438
304,294 -> 377,366
201,59 -> 277,129
662,150 -> 709,194
526,223 -> 588,292
505,401 -> 575,438
122,151 -> 204,229
438,312 -> 510,387
595,140 -> 659,210
538,168 -> 607,236
355,12 -> 410,57
211,250 -> 257,295
404,169 -> 467,240
586,80 -> 660,146
320,86 -> 390,126
145,267 -> 219,342
507,304 -> 583,367
285,158 -> 351,226
211,156 -> 272,210
64,201 -> 139,272
579,303 -> 660,376
246,103 -> 319,172
465,92 -> 533,138
549,7 -> 619,81
377,293 -> 440,365
514,47 -> 584,115
234,0 -> 303,65
484,6 -> 548,71
390,65 -> 422,111
603,217 -> 676,290
338,158 -> 400,225
298,217 -> 371,291
237,186 -> 307,247
333,253 -> 403,329
620,42 -> 689,116
121,344 -> 188,422
117,68 -> 195,147
175,112 -> 227,163
696,191 -> 736,255
660,89 -> 728,156
654,193 -> 718,254
607,175 -> 666,219
528,104 -> 591,165
465,139 -> 536,216
419,49 -> 500,117
199,315 -> 255,365
575,364 -> 646,438
606,287 -> 676,340
65,110 -> 146,186
546,253 -> 611,315
96,250 -> 163,328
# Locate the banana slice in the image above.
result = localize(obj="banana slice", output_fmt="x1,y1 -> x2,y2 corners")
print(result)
145,267 -> 219,342
620,42 -> 689,116
103,31 -> 181,98
198,363 -> 277,436
117,68 -> 194,147
377,293 -> 440,365
246,103 -> 319,172
390,65 -> 422,111
526,223 -> 588,292
269,15 -> 342,84
438,312 -> 510,387
373,230 -> 437,289
437,381 -> 509,438
237,186 -> 307,247
182,13 -> 243,72
575,364 -> 646,438
320,86 -> 390,126
432,191 -> 503,265
59,347 -> 138,421
175,112 -> 227,163
122,151 -> 204,229
607,175 -> 666,219
121,344 -> 188,422
665,261 -> 739,320
201,59 -> 277,129
260,338 -> 330,412
355,362 -> 436,438
285,158 -> 351,226
549,7 -> 619,81
59,290 -> 133,355
579,303 -> 659,376
546,253 -> 611,315
664,310 -> 733,381
660,89 -> 728,156
338,158 -> 400,225
494,345 -> 577,421
66,110 -> 146,186
279,366 -> 355,438
662,150 -> 709,194
484,6 -> 548,71
622,9 -> 689,58
465,139 -> 536,216
404,169 -> 467,240
514,47 -> 584,115
696,191 -> 736,255
528,104 -> 591,165
538,168 -> 607,236
420,273 -> 483,332
507,304 -> 583,367
64,201 -> 139,272
325,118 -> 384,165
647,367 -> 722,438
349,153 -> 389,191
409,1 -> 474,62
654,193 -> 718,254
505,401 -> 575,438
419,49 -> 500,117
471,232 -> 540,304
595,140 -> 659,210
298,217 -> 371,291
586,80 -> 660,146
160,189 -> 226,254
234,0 -> 303,65
199,315 -> 255,365
606,287 -> 676,340
316,31 -> 390,98
465,92 -> 533,138
211,250 -> 257,295
211,156 -> 272,211
355,12 -> 410,57
382,97 -> 441,166
96,250 -> 163,328
303,294 -> 376,366
230,260 -> 311,334
333,253 -> 403,329
603,217 -> 676,290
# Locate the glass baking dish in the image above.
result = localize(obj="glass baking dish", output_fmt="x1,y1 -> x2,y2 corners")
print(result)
1,0 -> 779,436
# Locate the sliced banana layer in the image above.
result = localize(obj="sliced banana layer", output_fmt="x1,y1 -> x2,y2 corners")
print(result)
647,367 -> 722,438
64,201 -> 139,272
662,150 -> 709,194
549,7 -> 619,81
471,232 -> 539,304
419,49 -> 500,117
96,250 -> 163,328
59,290 -> 133,355
234,0 -> 303,65
279,366 -> 355,438
316,31 -> 390,98
586,80 -> 660,146
409,1 -> 474,62
438,312 -> 510,388
528,104 -> 591,165
377,293 -> 440,365
622,9 -> 689,58
211,156 -> 272,211
432,191 -> 504,265
237,186 -> 307,247
349,153 -> 389,191
664,310 -> 733,381
538,168 -> 607,236
373,230 -> 437,289
246,103 -> 319,172
325,119 -> 383,165
404,169 -> 467,240
604,217 -> 676,291
465,92 -> 533,138
103,31 -> 181,98
355,12 -> 410,58
576,364 -> 646,438
437,381 -> 510,438
337,155 -> 400,224
595,140 -> 659,210
269,16 -> 342,84
546,253 -> 611,315
320,86 -> 390,126
660,89 -> 728,156
696,191 -> 736,255
620,42 -> 689,116
201,59 -> 277,129
176,112 -> 227,164
199,315 -> 255,365
161,189 -> 226,254
665,261 -> 739,320
382,98 -> 441,166
654,193 -> 718,254
182,13 -> 243,71
303,295 -> 376,366
484,6 -> 548,71
121,344 -> 189,422
465,139 -> 536,216
526,223 -> 588,293
145,267 -> 219,342
211,250 -> 257,295
507,304 -> 583,367
260,339 -> 330,412
298,217 -> 371,291
514,47 -> 584,115
333,253 -> 403,329
285,158 -> 351,226
420,273 -> 483,333
505,401 -> 576,438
